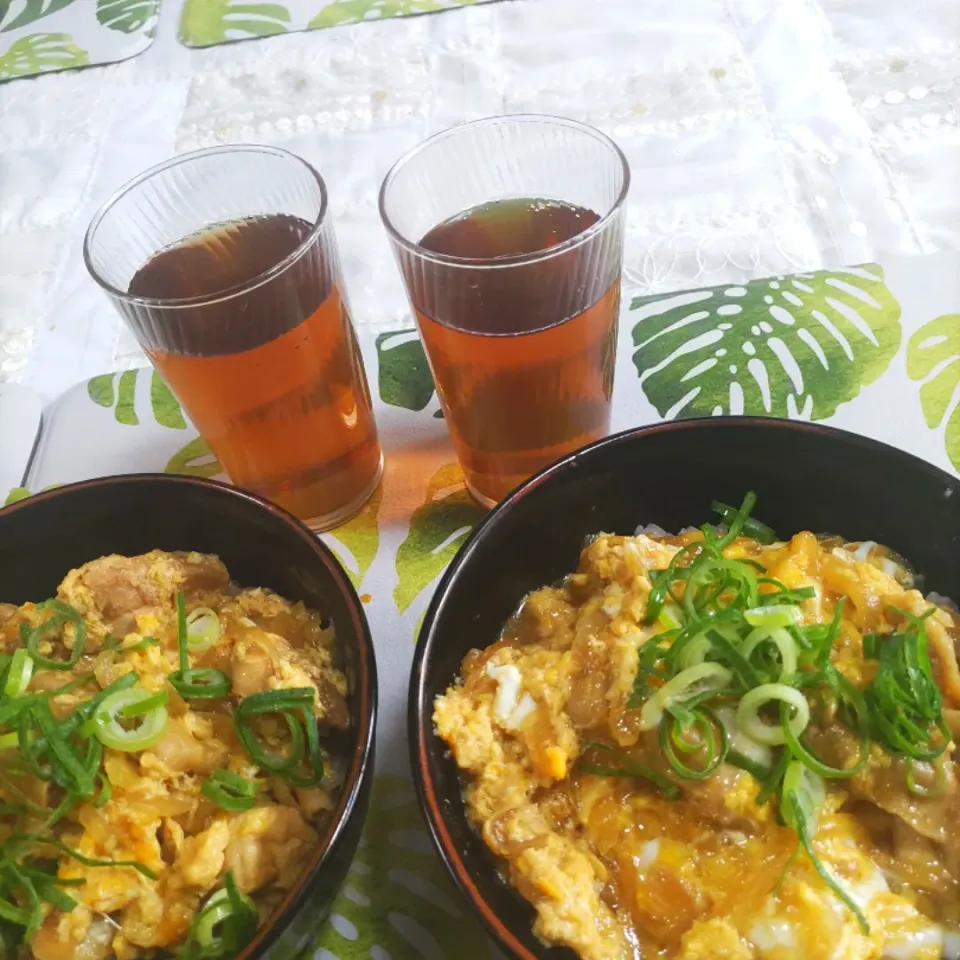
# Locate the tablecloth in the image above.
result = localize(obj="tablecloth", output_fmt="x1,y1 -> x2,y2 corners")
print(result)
7,248 -> 960,957
1,0 -> 959,399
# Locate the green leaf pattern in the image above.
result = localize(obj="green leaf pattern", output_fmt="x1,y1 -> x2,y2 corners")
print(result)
394,462 -> 484,615
96,0 -> 156,33
164,436 -> 223,479
150,371 -> 187,430
179,0 -> 290,45
630,265 -> 902,420
0,0 -> 157,80
309,0 -> 461,28
376,330 -> 436,412
86,370 -> 190,430
0,0 -> 76,33
314,776 -> 492,959
907,314 -> 960,473
3,487 -> 31,506
323,484 -> 382,590
0,32 -> 86,78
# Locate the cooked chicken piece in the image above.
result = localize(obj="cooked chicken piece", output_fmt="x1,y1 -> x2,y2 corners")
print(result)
60,551 -> 228,638
225,805 -> 318,894
177,818 -> 231,890
0,602 -> 17,624
231,628 -> 348,727
143,717 -> 228,775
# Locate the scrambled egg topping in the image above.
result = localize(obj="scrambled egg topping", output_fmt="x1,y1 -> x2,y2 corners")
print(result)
435,530 -> 960,960
0,551 -> 347,960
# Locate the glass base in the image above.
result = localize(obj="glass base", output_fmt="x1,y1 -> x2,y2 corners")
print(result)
463,477 -> 497,511
303,451 -> 384,533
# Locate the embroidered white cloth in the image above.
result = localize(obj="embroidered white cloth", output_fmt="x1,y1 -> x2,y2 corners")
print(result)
1,0 -> 958,403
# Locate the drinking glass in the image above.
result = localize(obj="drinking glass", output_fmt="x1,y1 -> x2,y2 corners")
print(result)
379,115 -> 629,507
84,145 -> 383,532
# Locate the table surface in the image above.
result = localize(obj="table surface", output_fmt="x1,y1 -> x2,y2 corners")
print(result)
2,8 -> 960,957
1,0 -> 959,402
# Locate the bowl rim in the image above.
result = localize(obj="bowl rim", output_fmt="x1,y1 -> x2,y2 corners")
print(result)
0,473 -> 378,960
409,415 -> 960,960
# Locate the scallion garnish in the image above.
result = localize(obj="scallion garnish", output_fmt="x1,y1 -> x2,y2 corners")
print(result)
202,768 -> 257,812
168,591 -> 231,700
234,688 -> 324,786
863,606 -> 949,768
186,607 -> 222,652
780,760 -> 868,933
2,650 -> 33,699
180,871 -> 259,960
578,741 -> 681,799
83,686 -> 168,752
21,600 -> 86,671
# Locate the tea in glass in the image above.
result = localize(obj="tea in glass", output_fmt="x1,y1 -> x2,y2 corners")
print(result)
416,198 -> 618,501
84,146 -> 382,531
380,116 -> 629,506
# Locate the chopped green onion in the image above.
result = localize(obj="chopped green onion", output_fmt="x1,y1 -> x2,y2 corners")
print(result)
741,626 -> 798,681
2,649 -> 33,699
93,771 -> 112,809
863,607 -> 950,762
22,600 -> 86,671
168,592 -> 231,700
727,749 -> 772,782
906,758 -> 947,797
202,768 -> 257,812
112,636 -> 159,656
11,835 -> 157,880
660,707 -> 727,780
168,667 -> 231,700
186,608 -> 222,653
32,703 -> 96,797
779,760 -> 868,933
780,702 -> 867,780
638,662 -> 732,732
578,741 -> 681,799
183,871 -> 259,959
84,686 -> 168,752
657,603 -> 683,630
745,605 -> 801,628
118,690 -> 168,719
234,688 -> 324,785
736,684 -> 810,746
711,496 -> 777,544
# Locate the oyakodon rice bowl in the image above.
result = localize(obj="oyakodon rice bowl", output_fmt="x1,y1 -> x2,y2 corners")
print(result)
0,549 -> 349,960
434,493 -> 960,960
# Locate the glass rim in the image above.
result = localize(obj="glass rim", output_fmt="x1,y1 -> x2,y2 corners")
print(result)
82,144 -> 330,310
378,114 -> 631,271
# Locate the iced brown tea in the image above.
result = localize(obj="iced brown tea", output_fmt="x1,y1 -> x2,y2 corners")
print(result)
412,198 -> 619,504
125,214 -> 382,527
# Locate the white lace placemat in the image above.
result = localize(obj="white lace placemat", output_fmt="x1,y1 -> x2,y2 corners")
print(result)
1,0 -> 958,403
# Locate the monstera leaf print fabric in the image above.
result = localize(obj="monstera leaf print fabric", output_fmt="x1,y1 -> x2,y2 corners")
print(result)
7,252 -> 960,955
178,0 -> 495,47
0,0 -> 158,80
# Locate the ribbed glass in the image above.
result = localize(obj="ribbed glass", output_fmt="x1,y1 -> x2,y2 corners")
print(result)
84,145 -> 382,532
379,115 -> 630,507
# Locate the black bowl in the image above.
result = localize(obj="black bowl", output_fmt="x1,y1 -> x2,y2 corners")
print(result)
410,416 -> 960,960
0,474 -> 377,960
